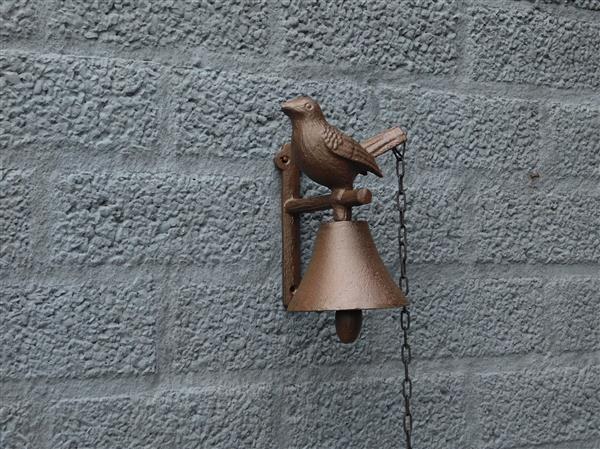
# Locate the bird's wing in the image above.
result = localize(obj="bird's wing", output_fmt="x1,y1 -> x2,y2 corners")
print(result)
323,125 -> 383,177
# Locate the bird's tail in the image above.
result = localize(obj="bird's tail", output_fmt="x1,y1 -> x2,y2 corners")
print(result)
361,127 -> 407,158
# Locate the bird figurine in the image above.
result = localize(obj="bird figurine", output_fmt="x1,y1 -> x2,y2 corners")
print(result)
281,96 -> 383,192
281,95 -> 405,220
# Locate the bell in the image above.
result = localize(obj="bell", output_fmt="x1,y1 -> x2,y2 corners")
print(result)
288,220 -> 408,343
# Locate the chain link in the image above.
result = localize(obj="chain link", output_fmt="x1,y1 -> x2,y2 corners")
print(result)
393,141 -> 413,449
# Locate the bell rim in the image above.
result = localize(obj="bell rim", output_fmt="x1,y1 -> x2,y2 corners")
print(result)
286,300 -> 409,312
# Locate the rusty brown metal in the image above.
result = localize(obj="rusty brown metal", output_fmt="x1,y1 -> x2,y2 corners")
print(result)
275,96 -> 409,342
274,143 -> 301,309
361,127 -> 407,158
285,188 -> 372,215
335,310 -> 363,344
288,221 -> 407,311
282,96 -> 398,190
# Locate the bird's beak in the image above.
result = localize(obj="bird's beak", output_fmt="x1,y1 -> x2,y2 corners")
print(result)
281,100 -> 295,114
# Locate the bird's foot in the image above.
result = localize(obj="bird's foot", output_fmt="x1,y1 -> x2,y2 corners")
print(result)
332,188 -> 352,221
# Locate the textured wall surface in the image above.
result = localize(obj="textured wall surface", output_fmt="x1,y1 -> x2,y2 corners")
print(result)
1,0 -> 599,448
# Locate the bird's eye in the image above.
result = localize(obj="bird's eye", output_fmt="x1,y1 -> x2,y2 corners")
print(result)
305,103 -> 313,110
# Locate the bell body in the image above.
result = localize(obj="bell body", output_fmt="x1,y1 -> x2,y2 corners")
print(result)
288,221 -> 407,312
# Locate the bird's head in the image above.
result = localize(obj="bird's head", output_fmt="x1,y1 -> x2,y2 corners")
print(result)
281,96 -> 323,121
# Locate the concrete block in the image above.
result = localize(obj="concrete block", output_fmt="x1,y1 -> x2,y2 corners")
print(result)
377,88 -> 541,171
545,103 -> 600,178
367,177 -> 469,265
378,277 -> 547,360
0,52 -> 160,153
51,173 -> 275,266
0,0 -> 37,40
368,175 -> 600,266
171,282 -> 284,372
475,365 -> 600,448
281,0 -> 459,74
169,67 -> 373,158
0,281 -> 156,379
51,386 -> 275,448
469,6 -> 600,88
283,374 -> 466,449
550,278 -> 600,353
48,0 -> 270,55
469,183 -> 600,264
0,169 -> 30,268
0,401 -> 40,449
573,0 -> 600,10
523,0 -> 600,11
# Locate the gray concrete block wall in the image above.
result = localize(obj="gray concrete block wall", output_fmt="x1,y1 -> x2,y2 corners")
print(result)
51,386 -> 276,448
469,6 -> 600,89
280,0 -> 459,73
51,173 -> 275,266
1,281 -> 157,379
48,0 -> 272,55
1,0 -> 598,448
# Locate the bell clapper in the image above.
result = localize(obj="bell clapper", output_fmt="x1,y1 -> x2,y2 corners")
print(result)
335,310 -> 363,343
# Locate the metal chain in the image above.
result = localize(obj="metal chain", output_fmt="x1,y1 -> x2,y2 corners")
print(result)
392,141 -> 413,449
393,142 -> 409,296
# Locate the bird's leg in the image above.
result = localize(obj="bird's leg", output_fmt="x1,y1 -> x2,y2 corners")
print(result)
331,188 -> 352,221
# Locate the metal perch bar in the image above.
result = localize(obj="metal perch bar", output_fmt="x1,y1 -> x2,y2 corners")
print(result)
284,188 -> 372,214
361,127 -> 407,158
